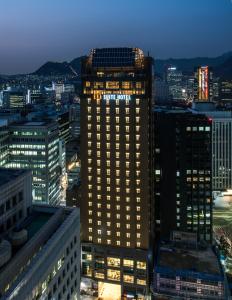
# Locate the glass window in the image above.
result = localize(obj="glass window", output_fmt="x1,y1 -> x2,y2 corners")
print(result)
137,261 -> 146,270
107,269 -> 121,281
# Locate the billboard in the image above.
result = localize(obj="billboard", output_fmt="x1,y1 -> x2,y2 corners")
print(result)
198,66 -> 209,101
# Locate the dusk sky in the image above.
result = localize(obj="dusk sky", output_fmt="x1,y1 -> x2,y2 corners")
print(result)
0,0 -> 232,74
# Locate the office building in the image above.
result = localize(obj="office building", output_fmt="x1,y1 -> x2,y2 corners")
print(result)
80,47 -> 154,299
154,78 -> 169,104
219,79 -> 232,106
2,90 -> 26,109
154,108 -> 212,242
193,104 -> 232,191
70,103 -> 80,138
58,110 -> 70,144
28,88 -> 50,105
0,119 -> 9,166
194,66 -> 213,102
5,121 -> 61,205
152,232 -> 226,299
0,169 -> 32,236
0,203 -> 80,300
165,66 -> 186,101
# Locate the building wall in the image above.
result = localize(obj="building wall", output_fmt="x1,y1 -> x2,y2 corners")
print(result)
5,122 -> 61,205
212,118 -> 232,190
154,111 -> 212,242
1,207 -> 80,300
0,120 -> 9,166
0,170 -> 32,236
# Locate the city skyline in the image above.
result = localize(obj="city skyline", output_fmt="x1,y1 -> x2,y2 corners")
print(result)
0,0 -> 232,74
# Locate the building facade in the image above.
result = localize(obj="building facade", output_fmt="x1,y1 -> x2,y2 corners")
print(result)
0,169 -> 32,237
194,66 -> 213,102
0,119 -> 9,166
152,235 -> 225,300
203,110 -> 232,191
154,109 -> 212,242
0,205 -> 80,300
80,47 -> 154,299
5,121 -> 61,205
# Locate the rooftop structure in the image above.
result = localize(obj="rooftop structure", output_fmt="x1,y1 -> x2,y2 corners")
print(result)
89,47 -> 145,68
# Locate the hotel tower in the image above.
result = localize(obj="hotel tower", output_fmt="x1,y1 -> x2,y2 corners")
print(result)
80,48 -> 154,299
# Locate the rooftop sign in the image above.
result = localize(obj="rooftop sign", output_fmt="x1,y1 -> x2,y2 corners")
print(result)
103,94 -> 131,101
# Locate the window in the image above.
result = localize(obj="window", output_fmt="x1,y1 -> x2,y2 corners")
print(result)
137,261 -> 146,270
107,269 -> 120,281
107,257 -> 120,267
124,275 -> 134,283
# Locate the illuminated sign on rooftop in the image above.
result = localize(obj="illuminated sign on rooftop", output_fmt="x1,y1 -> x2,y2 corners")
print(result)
103,94 -> 131,101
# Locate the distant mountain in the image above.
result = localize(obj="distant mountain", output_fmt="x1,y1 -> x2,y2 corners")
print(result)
214,56 -> 232,80
32,52 -> 232,79
33,57 -> 85,76
155,51 -> 232,77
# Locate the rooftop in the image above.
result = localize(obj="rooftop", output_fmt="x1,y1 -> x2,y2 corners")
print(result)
0,168 -> 30,187
24,121 -> 45,126
89,47 -> 144,68
0,205 -> 80,298
20,210 -> 53,239
157,241 -> 222,278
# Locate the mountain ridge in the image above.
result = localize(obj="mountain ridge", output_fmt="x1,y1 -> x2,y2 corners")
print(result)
32,51 -> 232,79
1,52 -> 232,78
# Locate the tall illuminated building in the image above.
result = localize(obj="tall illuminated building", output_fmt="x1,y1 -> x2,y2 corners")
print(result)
165,65 -> 185,101
5,121 -> 61,205
80,48 -> 154,299
194,66 -> 213,102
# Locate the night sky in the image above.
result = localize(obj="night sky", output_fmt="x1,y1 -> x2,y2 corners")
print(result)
0,0 -> 232,74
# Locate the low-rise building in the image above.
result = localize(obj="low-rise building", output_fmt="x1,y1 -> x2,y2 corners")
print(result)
0,168 -> 80,300
152,233 -> 226,299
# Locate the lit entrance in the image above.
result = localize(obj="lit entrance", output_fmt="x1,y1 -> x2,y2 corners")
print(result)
98,282 -> 121,300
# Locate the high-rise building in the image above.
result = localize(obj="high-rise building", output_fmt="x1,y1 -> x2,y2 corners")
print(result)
80,47 -> 154,299
2,90 -> 26,109
5,121 -> 61,205
194,66 -> 213,102
154,108 -> 212,242
0,119 -> 9,166
219,79 -> 232,105
165,66 -> 186,101
70,103 -> 80,138
193,104 -> 232,191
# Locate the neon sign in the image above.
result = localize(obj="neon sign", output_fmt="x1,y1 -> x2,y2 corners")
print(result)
198,66 -> 209,101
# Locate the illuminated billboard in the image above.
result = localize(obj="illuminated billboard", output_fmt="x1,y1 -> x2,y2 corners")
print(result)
198,66 -> 209,101
103,94 -> 131,101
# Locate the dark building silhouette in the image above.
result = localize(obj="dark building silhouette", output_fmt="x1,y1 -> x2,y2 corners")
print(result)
154,108 -> 212,243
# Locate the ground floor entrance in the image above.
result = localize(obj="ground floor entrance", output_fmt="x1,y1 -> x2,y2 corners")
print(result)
98,282 -> 121,300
